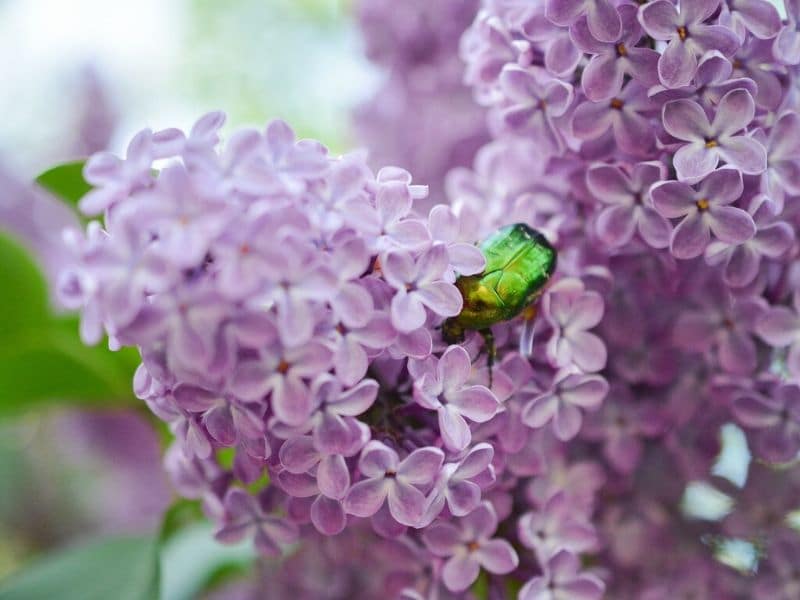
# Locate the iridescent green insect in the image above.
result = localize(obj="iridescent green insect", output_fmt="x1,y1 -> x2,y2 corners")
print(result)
442,223 -> 557,384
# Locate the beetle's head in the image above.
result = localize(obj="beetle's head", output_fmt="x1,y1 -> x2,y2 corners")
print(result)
455,276 -> 506,330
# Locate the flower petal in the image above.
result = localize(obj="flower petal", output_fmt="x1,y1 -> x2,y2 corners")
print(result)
475,539 -> 519,575
343,478 -> 388,518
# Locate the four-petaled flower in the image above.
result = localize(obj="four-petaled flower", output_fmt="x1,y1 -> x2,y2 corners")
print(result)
571,4 -> 660,102
344,441 -> 444,527
639,0 -> 740,88
519,550 -> 605,600
651,167 -> 755,259
662,88 -> 766,183
413,345 -> 500,451
422,502 -> 519,593
587,161 -> 670,248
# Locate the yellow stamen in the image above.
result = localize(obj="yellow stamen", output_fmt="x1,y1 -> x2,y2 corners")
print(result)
696,198 -> 710,211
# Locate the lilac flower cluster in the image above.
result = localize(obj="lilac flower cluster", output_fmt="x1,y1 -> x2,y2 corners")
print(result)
354,0 -> 489,207
58,0 -> 800,596
60,112 -> 601,596
456,0 -> 800,596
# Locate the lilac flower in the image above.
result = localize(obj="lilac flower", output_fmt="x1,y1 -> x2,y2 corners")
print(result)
639,0 -> 740,88
571,4 -> 660,102
587,161 -> 670,248
518,492 -> 599,562
422,502 -> 518,593
582,386 -> 665,474
519,550 -> 605,600
661,88 -> 766,182
172,381 -> 264,448
673,282 -> 766,374
756,292 -> 800,378
545,0 -> 622,43
517,8 -> 583,77
733,384 -> 800,462
231,340 -> 332,427
571,81 -> 655,157
522,372 -> 609,441
413,345 -> 499,451
278,436 -> 356,512
333,313 -> 397,387
705,195 -> 794,287
250,237 -> 338,348
758,111 -> 800,207
215,488 -> 298,557
423,442 -> 495,521
303,376 -> 377,455
427,204 -> 485,276
383,244 -> 463,333
649,51 -> 758,108
732,38 -> 786,110
344,441 -> 444,527
651,167 -> 755,259
498,65 -> 574,151
542,278 -> 607,372
724,0 -> 782,41
355,0 -> 487,201
775,0 -> 800,65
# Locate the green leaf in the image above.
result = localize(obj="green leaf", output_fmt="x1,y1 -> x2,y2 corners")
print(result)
0,235 -> 49,338
0,321 -> 139,414
0,535 -> 159,600
34,161 -> 92,207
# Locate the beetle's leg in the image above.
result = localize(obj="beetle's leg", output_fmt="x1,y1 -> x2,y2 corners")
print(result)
479,328 -> 496,388
519,305 -> 539,357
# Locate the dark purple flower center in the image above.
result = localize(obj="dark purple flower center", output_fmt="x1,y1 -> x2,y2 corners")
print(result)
277,360 -> 290,374
610,98 -> 625,110
385,469 -> 397,478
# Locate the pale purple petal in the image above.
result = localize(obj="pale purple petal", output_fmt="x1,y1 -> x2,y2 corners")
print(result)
662,99 -> 709,142
317,454 -> 351,500
387,480 -> 427,526
475,539 -> 519,574
399,447 -> 445,484
440,405 -> 472,451
442,553 -> 481,593
707,206 -> 756,244
343,478 -> 388,518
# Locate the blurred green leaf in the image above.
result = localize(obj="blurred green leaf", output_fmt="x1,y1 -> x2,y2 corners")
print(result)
0,235 -> 49,338
34,161 -> 91,208
0,233 -> 138,415
0,535 -> 159,600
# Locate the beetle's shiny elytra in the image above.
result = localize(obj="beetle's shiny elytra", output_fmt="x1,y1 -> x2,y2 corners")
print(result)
442,223 -> 557,346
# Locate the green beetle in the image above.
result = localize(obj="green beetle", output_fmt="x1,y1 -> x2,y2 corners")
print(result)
442,223 -> 557,384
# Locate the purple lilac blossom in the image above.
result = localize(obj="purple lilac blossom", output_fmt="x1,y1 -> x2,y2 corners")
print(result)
451,0 -> 800,596
58,0 -> 800,594
354,0 -> 489,207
